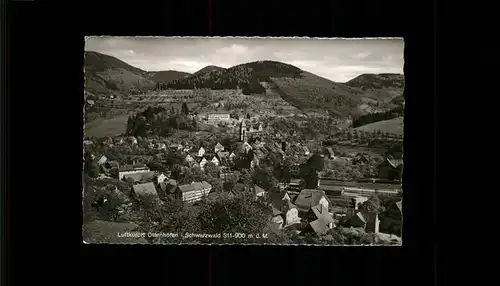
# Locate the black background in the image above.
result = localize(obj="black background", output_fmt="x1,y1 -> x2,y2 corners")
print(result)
4,0 -> 439,285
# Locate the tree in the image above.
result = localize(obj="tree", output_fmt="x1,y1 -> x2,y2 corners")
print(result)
84,151 -> 99,178
230,112 -> 239,120
100,186 -> 128,222
181,102 -> 190,115
204,162 -> 220,178
252,166 -> 278,191
165,151 -> 185,167
83,176 -> 98,224
197,192 -> 270,240
246,113 -> 251,120
222,172 -> 239,192
361,195 -> 386,214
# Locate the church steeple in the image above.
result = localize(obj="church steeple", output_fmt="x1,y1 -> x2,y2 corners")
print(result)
240,120 -> 247,142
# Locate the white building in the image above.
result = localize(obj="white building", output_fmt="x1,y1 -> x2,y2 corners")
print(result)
157,173 -> 167,184
214,142 -> 225,153
211,156 -> 220,166
199,158 -> 208,169
177,181 -> 212,203
207,113 -> 230,121
198,147 -> 205,157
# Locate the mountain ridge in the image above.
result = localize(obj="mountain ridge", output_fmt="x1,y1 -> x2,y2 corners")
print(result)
84,52 -> 404,117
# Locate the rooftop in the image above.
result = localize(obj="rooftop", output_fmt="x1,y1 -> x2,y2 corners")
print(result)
132,182 -> 158,197
178,181 -> 212,193
123,171 -> 154,182
294,189 -> 328,212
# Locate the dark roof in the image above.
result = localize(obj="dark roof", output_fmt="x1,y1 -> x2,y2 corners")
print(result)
123,171 -> 154,182
271,199 -> 297,215
294,189 -> 327,211
268,191 -> 290,202
132,182 -> 158,197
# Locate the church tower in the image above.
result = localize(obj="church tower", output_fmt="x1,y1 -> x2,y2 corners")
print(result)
240,120 -> 247,142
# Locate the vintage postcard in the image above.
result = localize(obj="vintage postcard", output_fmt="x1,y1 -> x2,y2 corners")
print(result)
83,37 -> 404,245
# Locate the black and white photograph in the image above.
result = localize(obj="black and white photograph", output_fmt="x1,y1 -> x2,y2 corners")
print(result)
82,37 -> 404,245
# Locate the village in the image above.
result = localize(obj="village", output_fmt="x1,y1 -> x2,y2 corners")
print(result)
83,108 -> 403,245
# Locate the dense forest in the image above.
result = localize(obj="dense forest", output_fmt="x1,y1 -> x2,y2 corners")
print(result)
352,105 -> 404,128
165,61 -> 304,95
125,104 -> 196,137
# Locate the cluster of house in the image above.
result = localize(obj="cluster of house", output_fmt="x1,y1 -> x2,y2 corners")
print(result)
183,143 -> 236,170
266,185 -> 402,237
91,153 -> 214,208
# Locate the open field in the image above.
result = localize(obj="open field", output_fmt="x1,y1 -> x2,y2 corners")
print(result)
85,114 -> 129,137
354,117 -> 403,135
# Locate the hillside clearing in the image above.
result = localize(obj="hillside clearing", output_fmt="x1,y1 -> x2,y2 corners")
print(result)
85,114 -> 129,137
354,117 -> 404,135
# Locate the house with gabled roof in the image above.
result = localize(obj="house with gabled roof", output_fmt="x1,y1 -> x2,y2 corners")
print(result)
198,157 -> 208,169
214,142 -> 225,153
157,173 -> 167,184
269,198 -> 301,228
197,147 -> 206,157
268,191 -> 291,202
306,216 -> 331,236
229,152 -> 237,160
311,204 -> 335,229
342,209 -> 380,234
211,156 -> 220,166
254,185 -> 266,198
294,189 -> 331,215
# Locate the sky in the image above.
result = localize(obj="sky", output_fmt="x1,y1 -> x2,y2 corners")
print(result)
85,37 -> 404,83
